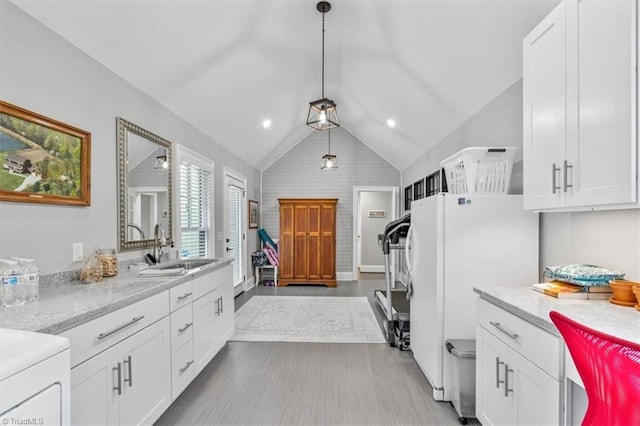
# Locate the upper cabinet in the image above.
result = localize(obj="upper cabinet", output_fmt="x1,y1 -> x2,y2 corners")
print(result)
523,0 -> 637,211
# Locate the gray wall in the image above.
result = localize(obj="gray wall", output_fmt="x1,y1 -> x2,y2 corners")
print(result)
360,191 -> 392,267
402,80 -> 524,194
0,3 -> 260,275
401,79 -> 640,281
262,127 -> 400,274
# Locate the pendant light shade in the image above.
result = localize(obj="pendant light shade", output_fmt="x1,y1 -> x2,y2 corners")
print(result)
321,129 -> 337,170
308,98 -> 339,130
307,1 -> 339,130
154,155 -> 168,170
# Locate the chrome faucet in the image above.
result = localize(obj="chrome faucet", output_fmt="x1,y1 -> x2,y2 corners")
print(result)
127,223 -> 145,239
153,223 -> 165,264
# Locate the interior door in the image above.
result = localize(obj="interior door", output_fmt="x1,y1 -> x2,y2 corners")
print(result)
225,172 -> 246,293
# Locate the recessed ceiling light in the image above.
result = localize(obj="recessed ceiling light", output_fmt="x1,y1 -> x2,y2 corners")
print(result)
262,119 -> 272,129
386,119 -> 396,128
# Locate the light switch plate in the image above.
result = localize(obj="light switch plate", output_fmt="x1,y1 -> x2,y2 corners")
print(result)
72,243 -> 83,262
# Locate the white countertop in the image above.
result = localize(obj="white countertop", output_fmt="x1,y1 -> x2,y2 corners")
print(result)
474,286 -> 640,344
0,259 -> 232,335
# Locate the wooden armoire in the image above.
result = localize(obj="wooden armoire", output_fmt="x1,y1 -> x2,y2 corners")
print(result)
278,198 -> 337,287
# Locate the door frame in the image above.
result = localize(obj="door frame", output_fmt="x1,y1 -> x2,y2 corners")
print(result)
352,186 -> 399,281
223,167 -> 248,297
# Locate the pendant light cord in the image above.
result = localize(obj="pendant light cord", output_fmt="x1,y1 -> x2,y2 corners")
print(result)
328,129 -> 331,154
321,12 -> 325,99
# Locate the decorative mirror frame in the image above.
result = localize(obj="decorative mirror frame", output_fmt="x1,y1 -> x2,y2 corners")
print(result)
117,117 -> 173,251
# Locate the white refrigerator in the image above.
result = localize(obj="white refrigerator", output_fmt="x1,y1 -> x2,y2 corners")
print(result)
407,193 -> 538,401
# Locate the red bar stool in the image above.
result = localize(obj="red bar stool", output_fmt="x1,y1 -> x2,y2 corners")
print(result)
549,311 -> 640,425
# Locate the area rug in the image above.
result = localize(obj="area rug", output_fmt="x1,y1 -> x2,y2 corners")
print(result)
231,296 -> 385,343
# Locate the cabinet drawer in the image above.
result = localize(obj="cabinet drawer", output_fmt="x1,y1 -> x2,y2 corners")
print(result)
61,291 -> 170,367
171,340 -> 195,400
193,265 -> 232,300
170,304 -> 193,353
169,280 -> 193,312
477,298 -> 561,379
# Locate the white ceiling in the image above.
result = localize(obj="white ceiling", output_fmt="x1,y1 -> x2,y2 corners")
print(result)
10,0 -> 560,171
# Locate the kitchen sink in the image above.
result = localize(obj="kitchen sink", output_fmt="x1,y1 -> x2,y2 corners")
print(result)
155,258 -> 218,270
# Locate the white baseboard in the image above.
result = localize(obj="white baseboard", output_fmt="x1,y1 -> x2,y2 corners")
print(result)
336,272 -> 354,281
359,265 -> 385,273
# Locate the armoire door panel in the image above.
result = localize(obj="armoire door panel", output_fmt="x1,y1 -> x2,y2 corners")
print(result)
278,198 -> 337,287
279,205 -> 294,279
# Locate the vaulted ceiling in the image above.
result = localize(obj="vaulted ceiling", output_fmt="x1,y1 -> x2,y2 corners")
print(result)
10,0 -> 560,171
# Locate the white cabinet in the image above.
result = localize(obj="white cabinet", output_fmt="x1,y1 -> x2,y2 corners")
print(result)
64,291 -> 172,425
0,330 -> 70,426
169,280 -> 195,400
476,298 -> 562,425
70,317 -> 171,425
476,326 -> 560,426
192,265 -> 234,375
523,0 -> 637,210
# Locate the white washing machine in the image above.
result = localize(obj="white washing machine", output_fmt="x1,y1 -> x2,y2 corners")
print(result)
0,328 -> 70,426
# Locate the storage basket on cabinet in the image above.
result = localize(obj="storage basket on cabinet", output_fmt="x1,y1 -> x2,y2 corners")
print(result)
440,147 -> 519,194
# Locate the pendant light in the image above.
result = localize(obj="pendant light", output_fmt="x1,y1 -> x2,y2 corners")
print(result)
306,1 -> 339,130
154,155 -> 168,170
321,129 -> 337,170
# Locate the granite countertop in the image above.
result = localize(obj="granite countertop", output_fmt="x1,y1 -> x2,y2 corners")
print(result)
0,258 -> 233,335
474,286 -> 640,344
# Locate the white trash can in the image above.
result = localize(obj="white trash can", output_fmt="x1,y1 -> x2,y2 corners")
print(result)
446,339 -> 476,424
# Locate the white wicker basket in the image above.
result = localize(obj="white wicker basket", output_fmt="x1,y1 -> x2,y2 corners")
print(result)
440,147 -> 519,194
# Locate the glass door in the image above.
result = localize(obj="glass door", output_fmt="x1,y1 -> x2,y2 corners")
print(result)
224,171 -> 246,294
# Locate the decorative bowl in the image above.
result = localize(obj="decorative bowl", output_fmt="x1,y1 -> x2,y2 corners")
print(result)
632,284 -> 640,307
609,280 -> 639,304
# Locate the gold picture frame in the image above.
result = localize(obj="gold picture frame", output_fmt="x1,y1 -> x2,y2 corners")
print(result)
0,100 -> 91,206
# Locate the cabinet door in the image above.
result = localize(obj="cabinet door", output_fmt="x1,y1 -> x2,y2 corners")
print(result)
193,290 -> 218,375
476,326 -> 514,426
512,349 -> 561,426
279,204 -> 294,279
118,317 -> 171,426
70,344 -> 120,425
319,203 -> 335,279
523,1 -> 567,210
217,284 -> 235,348
307,204 -> 321,280
566,0 -> 637,206
293,204 -> 308,279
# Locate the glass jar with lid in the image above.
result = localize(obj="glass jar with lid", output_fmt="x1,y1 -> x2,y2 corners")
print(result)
97,248 -> 118,277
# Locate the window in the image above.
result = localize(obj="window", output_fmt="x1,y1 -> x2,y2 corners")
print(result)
404,185 -> 413,211
178,147 -> 213,259
413,179 -> 425,200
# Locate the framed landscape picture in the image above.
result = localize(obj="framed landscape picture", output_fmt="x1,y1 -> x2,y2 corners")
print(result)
248,199 -> 258,229
0,100 -> 91,206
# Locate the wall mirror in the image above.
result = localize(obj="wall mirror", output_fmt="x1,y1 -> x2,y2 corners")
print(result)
117,117 -> 173,251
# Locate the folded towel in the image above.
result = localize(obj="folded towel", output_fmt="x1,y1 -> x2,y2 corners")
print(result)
138,268 -> 185,277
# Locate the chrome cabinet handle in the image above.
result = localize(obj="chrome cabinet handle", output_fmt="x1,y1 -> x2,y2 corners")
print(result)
178,322 -> 193,333
98,316 -> 145,340
177,292 -> 192,301
215,298 -> 220,316
496,357 -> 505,389
504,364 -> 514,397
113,362 -> 122,395
179,360 -> 194,374
552,163 -> 561,194
123,355 -> 132,387
563,160 -> 573,192
489,321 -> 519,341
219,296 -> 223,314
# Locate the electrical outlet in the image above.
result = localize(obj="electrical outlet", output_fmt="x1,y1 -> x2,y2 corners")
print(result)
72,243 -> 84,262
